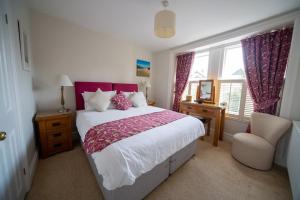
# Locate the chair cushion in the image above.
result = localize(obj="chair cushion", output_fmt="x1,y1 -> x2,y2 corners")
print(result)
232,133 -> 275,170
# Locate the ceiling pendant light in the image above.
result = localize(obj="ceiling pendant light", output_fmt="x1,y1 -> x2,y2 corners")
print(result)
154,0 -> 176,38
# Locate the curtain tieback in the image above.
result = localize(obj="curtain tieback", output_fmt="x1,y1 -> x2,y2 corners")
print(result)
254,98 -> 280,110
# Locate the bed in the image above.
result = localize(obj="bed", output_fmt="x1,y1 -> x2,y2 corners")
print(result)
75,81 -> 205,200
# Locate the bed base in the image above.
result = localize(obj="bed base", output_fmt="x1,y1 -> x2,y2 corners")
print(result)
86,140 -> 198,200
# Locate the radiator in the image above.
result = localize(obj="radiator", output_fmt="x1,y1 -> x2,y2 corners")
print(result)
287,121 -> 300,200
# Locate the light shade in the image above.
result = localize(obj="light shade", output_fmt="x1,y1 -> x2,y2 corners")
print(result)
146,82 -> 151,88
154,10 -> 176,38
59,74 -> 73,86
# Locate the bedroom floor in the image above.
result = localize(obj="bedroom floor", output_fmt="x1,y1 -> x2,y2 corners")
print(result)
26,137 -> 292,200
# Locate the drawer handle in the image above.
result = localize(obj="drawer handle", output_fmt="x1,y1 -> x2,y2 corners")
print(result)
202,109 -> 208,113
187,106 -> 192,109
53,133 -> 62,137
53,143 -> 62,148
52,122 -> 61,127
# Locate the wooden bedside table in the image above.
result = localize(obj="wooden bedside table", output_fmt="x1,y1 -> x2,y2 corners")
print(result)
147,100 -> 156,106
35,111 -> 73,158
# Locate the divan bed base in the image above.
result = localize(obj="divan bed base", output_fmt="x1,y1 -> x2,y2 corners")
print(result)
86,140 -> 198,200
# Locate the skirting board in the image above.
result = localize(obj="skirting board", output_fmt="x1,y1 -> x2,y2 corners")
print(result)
209,128 -> 233,143
223,132 -> 233,142
28,150 -> 38,189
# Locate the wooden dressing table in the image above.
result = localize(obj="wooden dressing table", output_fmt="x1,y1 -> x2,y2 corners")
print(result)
180,101 -> 225,146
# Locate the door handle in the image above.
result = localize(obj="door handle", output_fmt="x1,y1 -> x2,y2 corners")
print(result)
0,132 -> 7,141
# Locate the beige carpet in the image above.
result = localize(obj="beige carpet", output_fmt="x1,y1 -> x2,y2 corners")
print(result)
26,138 -> 292,200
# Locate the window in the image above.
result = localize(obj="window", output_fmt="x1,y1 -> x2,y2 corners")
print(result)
182,52 -> 209,100
218,44 -> 253,119
219,82 -> 242,115
221,45 -> 245,79
178,43 -> 254,120
219,80 -> 254,119
189,52 -> 209,81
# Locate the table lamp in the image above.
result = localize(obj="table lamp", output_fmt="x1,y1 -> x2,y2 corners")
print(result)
58,74 -> 73,112
146,82 -> 151,100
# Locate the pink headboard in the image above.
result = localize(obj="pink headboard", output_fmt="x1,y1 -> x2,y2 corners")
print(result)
74,81 -> 138,110
75,81 -> 113,110
113,83 -> 138,94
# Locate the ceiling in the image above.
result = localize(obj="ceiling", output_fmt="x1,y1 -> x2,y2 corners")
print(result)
28,0 -> 300,52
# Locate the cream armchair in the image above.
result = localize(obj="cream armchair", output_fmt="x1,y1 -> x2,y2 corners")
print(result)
232,112 -> 291,170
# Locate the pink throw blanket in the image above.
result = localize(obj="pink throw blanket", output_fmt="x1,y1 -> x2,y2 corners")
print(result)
83,110 -> 186,154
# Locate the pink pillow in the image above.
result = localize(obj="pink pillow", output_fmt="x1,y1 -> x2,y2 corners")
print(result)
111,94 -> 132,110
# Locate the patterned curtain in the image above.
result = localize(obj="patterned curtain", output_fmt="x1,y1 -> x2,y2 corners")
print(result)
172,52 -> 195,112
241,28 -> 293,115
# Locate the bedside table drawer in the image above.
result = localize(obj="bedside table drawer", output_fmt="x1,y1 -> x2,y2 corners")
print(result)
47,130 -> 68,144
47,140 -> 68,155
46,118 -> 69,130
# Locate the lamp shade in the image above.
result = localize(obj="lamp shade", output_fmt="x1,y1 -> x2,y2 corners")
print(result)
59,74 -> 73,86
146,82 -> 151,88
154,9 -> 176,38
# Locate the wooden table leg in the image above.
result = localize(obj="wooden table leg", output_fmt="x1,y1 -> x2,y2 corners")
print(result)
213,112 -> 221,146
207,119 -> 211,136
219,109 -> 225,140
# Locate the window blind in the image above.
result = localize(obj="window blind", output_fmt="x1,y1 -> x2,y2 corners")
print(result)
219,82 -> 242,115
244,89 -> 254,117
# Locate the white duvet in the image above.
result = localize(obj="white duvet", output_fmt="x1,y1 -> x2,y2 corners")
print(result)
76,106 -> 205,190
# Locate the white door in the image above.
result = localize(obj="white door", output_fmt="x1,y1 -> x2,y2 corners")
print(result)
0,0 -> 26,199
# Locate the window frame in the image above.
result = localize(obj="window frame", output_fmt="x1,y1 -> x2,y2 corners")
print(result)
182,42 -> 254,121
190,51 -> 210,82
219,43 -> 245,80
218,43 -> 253,121
183,51 -> 210,100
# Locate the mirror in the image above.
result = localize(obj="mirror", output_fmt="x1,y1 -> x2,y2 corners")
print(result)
197,80 -> 215,103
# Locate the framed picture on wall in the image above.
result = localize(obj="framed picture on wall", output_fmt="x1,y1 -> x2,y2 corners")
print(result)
18,20 -> 31,71
136,59 -> 150,77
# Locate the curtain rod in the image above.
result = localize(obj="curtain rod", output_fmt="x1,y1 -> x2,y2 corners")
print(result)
175,23 -> 294,56
248,24 -> 293,37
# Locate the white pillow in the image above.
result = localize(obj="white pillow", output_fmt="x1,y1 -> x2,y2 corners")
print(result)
121,91 -> 134,98
106,91 -> 117,109
129,92 -> 147,107
87,90 -> 110,112
82,92 -> 95,110
82,89 -> 116,110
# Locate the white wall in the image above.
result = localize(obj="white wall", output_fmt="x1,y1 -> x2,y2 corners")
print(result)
31,11 -> 152,112
152,10 -> 300,153
274,15 -> 300,166
6,0 -> 37,191
152,51 -> 174,109
280,16 -> 300,121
